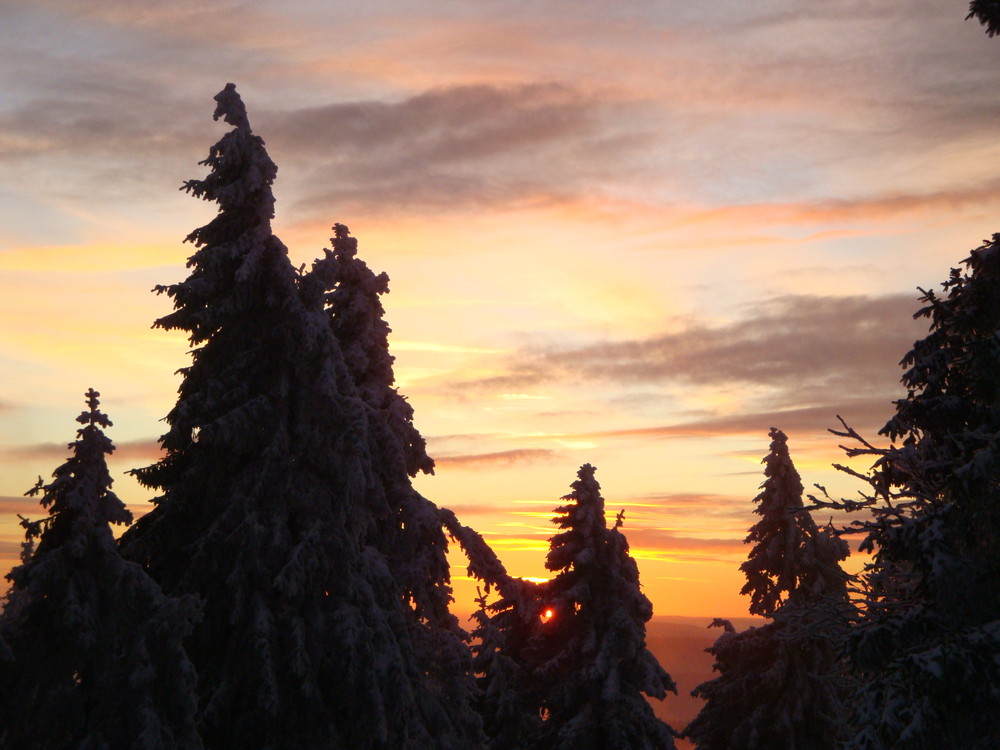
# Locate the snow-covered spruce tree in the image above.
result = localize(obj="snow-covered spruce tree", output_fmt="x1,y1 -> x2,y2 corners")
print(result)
305,224 -> 454,614
122,84 -> 480,750
533,464 -> 677,750
968,0 -> 1000,36
827,237 -> 1000,749
468,588 -> 545,750
302,222 -> 478,741
442,474 -> 674,750
685,429 -> 850,750
309,222 -> 434,477
740,428 -> 850,618
0,389 -> 201,750
440,506 -> 546,749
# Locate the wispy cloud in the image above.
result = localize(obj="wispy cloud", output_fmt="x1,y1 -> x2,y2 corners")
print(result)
0,495 -> 42,518
618,492 -> 751,523
1,439 -> 162,462
435,448 -> 559,469
267,82 -> 653,217
576,398 -> 891,441
0,89 -> 200,162
441,294 -> 925,426
649,184 -> 1000,232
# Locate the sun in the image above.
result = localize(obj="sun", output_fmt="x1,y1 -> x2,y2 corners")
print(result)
540,607 -> 555,623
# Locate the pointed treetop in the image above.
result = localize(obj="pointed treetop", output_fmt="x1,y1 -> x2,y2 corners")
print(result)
757,427 -> 803,509
740,427 -> 847,617
77,387 -> 112,430
545,463 -> 606,574
0,391 -> 202,750
213,82 -> 250,128
17,389 -> 130,555
307,222 -> 435,476
332,222 -> 358,258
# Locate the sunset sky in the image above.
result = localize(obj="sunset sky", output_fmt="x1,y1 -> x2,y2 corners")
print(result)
2,0 -> 999,619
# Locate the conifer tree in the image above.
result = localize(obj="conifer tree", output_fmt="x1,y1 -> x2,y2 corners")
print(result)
968,0 -> 1000,36
304,222 -> 479,742
686,429 -> 850,750
469,589 -> 545,750
122,84 -> 480,750
305,223 -> 453,622
0,390 -> 201,750
828,237 -> 1000,749
741,429 -> 849,617
534,464 -> 677,750
441,506 -> 545,749
309,222 -> 434,477
445,468 -> 675,749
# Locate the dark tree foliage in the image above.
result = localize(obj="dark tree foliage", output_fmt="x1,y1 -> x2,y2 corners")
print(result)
441,507 -> 545,749
741,429 -> 849,617
827,237 -> 1000,749
469,589 -> 545,750
968,0 -> 1000,36
304,223 -> 477,740
686,429 -> 850,750
0,390 -> 201,750
307,223 -> 434,477
122,84 -> 480,750
535,465 -> 677,750
445,467 -> 675,750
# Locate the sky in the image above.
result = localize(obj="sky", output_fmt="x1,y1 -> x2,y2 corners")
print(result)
1,0 -> 999,619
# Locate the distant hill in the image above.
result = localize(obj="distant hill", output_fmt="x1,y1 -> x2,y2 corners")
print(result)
645,615 -> 763,750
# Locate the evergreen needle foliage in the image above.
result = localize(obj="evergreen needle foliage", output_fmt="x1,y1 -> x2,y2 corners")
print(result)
120,84 -> 480,750
0,390 -> 201,750
536,465 -> 677,750
686,429 -> 850,750
824,237 -> 1000,749
968,0 -> 1000,36
455,465 -> 677,750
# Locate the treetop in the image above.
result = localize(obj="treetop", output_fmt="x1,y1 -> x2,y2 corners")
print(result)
213,82 -> 250,129
77,387 -> 112,430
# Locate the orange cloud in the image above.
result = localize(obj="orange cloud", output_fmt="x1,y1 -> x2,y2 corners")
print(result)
435,448 -> 559,469
2,439 -> 162,463
0,495 -> 44,517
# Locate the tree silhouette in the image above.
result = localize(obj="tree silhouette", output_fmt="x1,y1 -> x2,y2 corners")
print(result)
304,222 -> 479,744
469,588 -> 545,750
741,429 -> 849,617
968,0 -> 1000,36
0,390 -> 201,750
122,84 -> 480,750
828,237 -> 1000,749
535,465 -> 677,750
307,222 -> 434,477
445,466 -> 675,749
686,429 -> 849,750
441,505 -> 547,749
